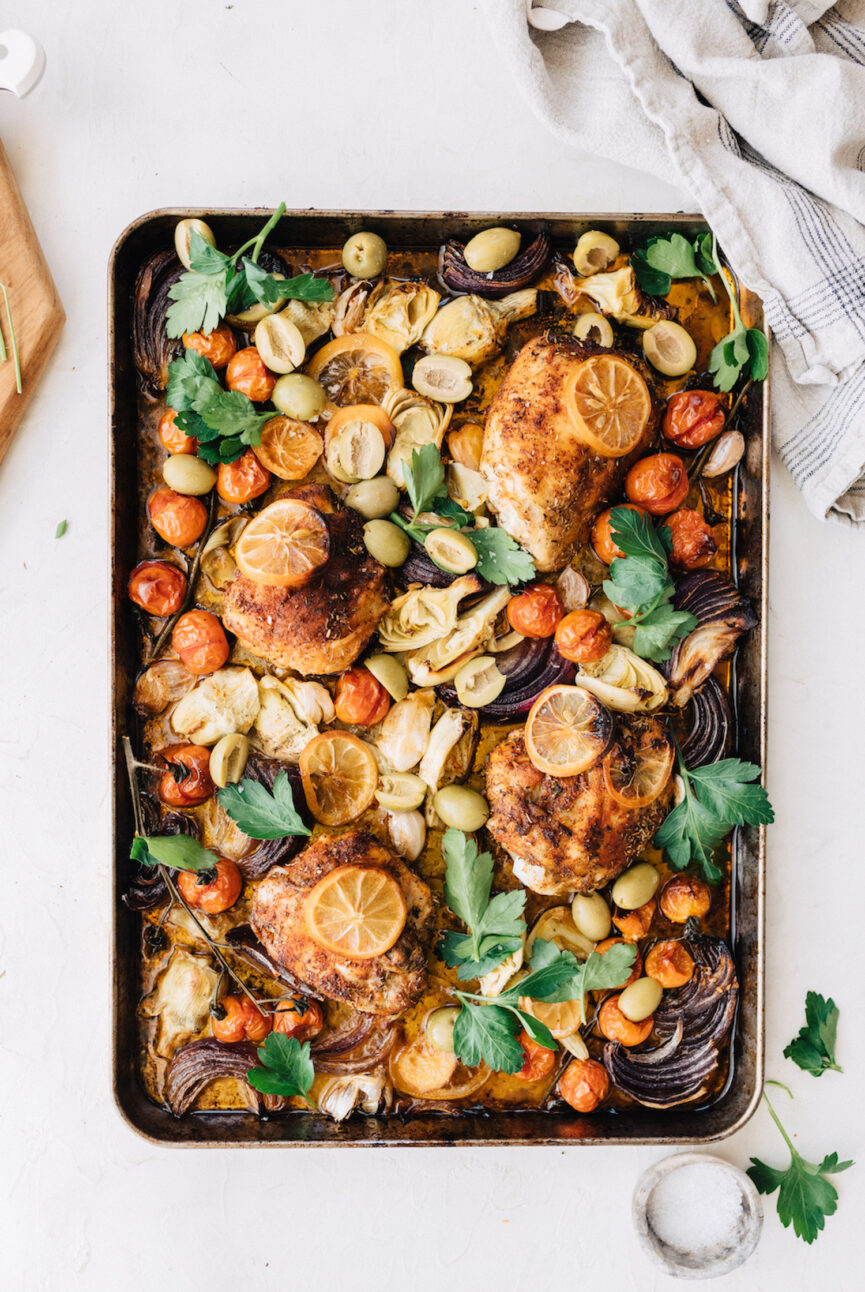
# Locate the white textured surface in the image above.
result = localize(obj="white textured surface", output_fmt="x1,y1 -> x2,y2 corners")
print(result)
0,2 -> 862,1288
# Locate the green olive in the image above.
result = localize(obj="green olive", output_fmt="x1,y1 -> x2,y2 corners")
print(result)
642,321 -> 697,377
412,355 -> 473,403
425,528 -> 478,574
333,420 -> 386,482
433,784 -> 489,831
571,891 -> 612,942
342,231 -> 388,279
618,976 -> 663,1023
426,1006 -> 459,1055
365,652 -> 409,700
363,519 -> 410,567
174,218 -> 216,270
271,373 -> 326,421
345,476 -> 400,520
611,862 -> 660,911
375,773 -> 427,812
162,454 -> 217,496
454,655 -> 506,708
463,227 -> 521,274
209,733 -> 250,788
254,313 -> 306,374
573,312 -> 614,348
573,230 -> 620,276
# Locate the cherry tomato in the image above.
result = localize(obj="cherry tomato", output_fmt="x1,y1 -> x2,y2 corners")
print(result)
128,559 -> 187,616
333,668 -> 391,727
664,390 -> 726,449
226,346 -> 276,402
183,323 -> 237,371
148,487 -> 208,547
625,454 -> 689,515
158,408 -> 197,455
158,743 -> 215,807
595,938 -> 642,988
612,898 -> 657,943
514,1030 -> 558,1082
645,940 -> 695,988
272,998 -> 325,1042
559,1058 -> 610,1112
217,449 -> 272,504
554,609 -> 612,663
507,584 -> 564,639
211,994 -> 272,1044
663,509 -> 717,570
591,504 -> 647,565
177,857 -> 243,914
172,609 -> 230,674
659,875 -> 711,923
598,994 -> 653,1046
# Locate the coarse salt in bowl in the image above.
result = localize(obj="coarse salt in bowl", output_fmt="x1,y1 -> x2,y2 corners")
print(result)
633,1152 -> 763,1278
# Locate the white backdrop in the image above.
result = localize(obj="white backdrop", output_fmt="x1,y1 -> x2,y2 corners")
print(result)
1,2 -> 862,1288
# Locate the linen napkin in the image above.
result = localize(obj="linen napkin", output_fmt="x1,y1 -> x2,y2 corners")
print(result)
484,0 -> 865,527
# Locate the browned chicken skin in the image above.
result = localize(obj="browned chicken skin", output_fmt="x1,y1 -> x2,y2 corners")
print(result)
250,830 -> 435,1017
480,332 -> 658,571
222,484 -> 389,675
485,717 -> 671,897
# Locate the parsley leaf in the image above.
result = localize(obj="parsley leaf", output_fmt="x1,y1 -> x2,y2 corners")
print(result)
130,833 -> 218,873
452,1002 -> 526,1073
471,526 -> 536,585
783,992 -> 842,1077
166,349 -> 282,463
440,828 -> 526,980
704,230 -> 768,391
166,232 -> 234,338
218,772 -> 311,842
748,1084 -> 853,1244
402,443 -> 446,518
602,506 -> 696,662
246,1032 -> 315,1101
631,603 -> 699,661
241,258 -> 334,307
55,519 -> 67,538
609,505 -> 671,564
645,232 -> 700,280
630,249 -> 671,297
630,232 -> 718,300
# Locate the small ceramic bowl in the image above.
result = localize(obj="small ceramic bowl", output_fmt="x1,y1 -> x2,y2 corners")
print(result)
633,1151 -> 763,1279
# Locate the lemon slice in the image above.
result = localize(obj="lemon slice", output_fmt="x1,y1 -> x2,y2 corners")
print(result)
307,333 -> 403,406
234,498 -> 330,588
565,354 -> 651,458
254,417 -> 323,481
519,994 -> 584,1040
602,718 -> 674,809
299,731 -> 378,826
524,684 -> 614,777
304,864 -> 406,959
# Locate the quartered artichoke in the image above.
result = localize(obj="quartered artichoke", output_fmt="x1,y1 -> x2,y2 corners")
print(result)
377,574 -> 481,652
170,666 -> 260,745
577,644 -> 668,713
362,281 -> 441,354
419,289 -> 538,367
573,265 -> 674,331
405,586 -> 512,686
252,675 -> 331,761
383,386 -> 452,486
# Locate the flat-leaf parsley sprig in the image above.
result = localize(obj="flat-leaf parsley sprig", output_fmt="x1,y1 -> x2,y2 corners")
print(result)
784,992 -> 842,1078
246,1032 -> 316,1103
218,772 -> 311,841
166,348 -> 287,465
438,828 -> 527,980
706,233 -> 769,392
604,506 -> 697,662
630,230 -> 719,301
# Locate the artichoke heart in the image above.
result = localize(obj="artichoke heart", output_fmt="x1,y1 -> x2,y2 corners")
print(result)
170,666 -> 260,745
577,644 -> 668,713
362,281 -> 441,354
377,574 -> 481,652
140,949 -> 220,1059
276,298 -> 336,346
405,586 -> 512,686
576,266 -> 674,331
318,1072 -> 392,1122
383,386 -> 452,487
419,289 -> 538,367
251,674 -> 323,761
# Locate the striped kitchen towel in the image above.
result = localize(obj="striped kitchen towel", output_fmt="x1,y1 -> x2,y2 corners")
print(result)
485,0 -> 865,526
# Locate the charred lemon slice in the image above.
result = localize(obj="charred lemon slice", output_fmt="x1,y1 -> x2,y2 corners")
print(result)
524,684 -> 614,777
234,498 -> 330,588
254,417 -> 323,481
299,731 -> 379,826
564,354 -> 651,458
602,719 -> 674,809
307,333 -> 403,407
304,863 -> 406,959
519,994 -> 585,1040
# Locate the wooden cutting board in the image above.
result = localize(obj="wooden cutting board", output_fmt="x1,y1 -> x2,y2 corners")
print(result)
0,139 -> 65,467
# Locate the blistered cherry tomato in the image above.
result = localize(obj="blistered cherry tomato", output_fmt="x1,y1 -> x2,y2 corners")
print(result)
595,937 -> 642,988
148,487 -> 208,547
226,346 -> 276,402
183,323 -> 237,371
158,743 -> 215,807
664,389 -> 726,449
659,875 -> 712,922
211,994 -> 272,1044
172,609 -> 230,674
177,857 -> 243,914
663,509 -> 717,570
598,995 -> 653,1046
625,454 -> 689,515
555,609 -> 612,663
272,998 -> 325,1042
613,898 -> 657,943
507,584 -> 563,639
645,940 -> 695,988
514,1030 -> 558,1082
128,560 -> 187,616
217,449 -> 272,504
559,1058 -> 610,1112
591,504 -> 647,565
158,408 -> 197,455
333,667 -> 391,727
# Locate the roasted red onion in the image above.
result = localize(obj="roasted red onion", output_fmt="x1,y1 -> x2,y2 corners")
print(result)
313,1021 -> 397,1075
679,675 -> 732,768
397,545 -> 466,589
165,1039 -> 288,1115
123,810 -> 199,910
669,570 -> 757,706
235,754 -> 312,880
438,636 -> 575,720
133,249 -> 184,394
438,230 -> 552,298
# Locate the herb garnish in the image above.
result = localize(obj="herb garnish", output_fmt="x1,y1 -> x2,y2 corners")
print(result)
218,772 -> 311,841
130,833 -> 218,872
654,750 -> 774,883
784,992 -> 842,1077
0,281 -> 22,394
246,1032 -> 315,1102
166,348 -> 284,465
747,1082 -> 853,1244
55,519 -> 68,539
707,234 -> 769,392
605,507 -> 697,662
630,231 -> 718,300
438,828 -> 526,980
